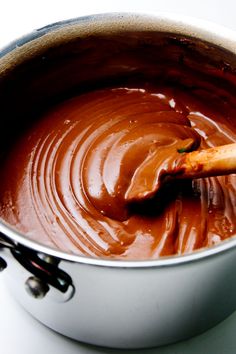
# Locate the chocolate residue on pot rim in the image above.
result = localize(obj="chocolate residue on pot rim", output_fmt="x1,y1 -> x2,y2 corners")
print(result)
1,85 -> 236,259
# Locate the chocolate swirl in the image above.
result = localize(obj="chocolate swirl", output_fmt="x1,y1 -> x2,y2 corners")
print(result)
0,87 -> 236,259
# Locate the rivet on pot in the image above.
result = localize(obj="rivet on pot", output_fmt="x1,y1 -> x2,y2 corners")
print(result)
25,276 -> 49,299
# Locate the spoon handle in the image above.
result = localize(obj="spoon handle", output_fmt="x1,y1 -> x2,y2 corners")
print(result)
177,142 -> 236,179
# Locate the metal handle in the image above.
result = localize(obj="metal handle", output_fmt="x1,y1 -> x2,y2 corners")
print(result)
0,233 -> 15,249
0,232 -> 74,301
0,233 -> 14,272
0,257 -> 7,271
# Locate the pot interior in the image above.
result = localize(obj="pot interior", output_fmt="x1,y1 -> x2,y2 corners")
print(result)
0,22 -> 236,152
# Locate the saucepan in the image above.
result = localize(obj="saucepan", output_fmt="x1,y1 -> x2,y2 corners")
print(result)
0,13 -> 236,349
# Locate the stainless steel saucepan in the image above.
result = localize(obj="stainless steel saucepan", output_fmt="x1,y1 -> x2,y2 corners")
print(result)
0,13 -> 236,349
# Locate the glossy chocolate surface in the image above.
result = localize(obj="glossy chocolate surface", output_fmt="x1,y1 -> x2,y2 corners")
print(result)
1,81 -> 236,259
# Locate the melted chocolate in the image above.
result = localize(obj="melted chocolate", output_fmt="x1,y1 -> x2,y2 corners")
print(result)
1,85 -> 236,259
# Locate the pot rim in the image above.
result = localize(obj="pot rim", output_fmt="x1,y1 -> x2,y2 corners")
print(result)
1,11 -> 236,268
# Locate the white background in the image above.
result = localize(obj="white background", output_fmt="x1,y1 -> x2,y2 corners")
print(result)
0,1 -> 236,353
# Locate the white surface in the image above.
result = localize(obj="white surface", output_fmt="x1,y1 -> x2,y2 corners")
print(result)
1,1 -> 236,353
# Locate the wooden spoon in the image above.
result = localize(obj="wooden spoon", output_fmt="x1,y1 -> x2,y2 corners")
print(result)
125,142 -> 236,202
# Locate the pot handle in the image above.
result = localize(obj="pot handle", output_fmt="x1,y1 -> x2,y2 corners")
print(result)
0,232 -> 74,301
0,233 -> 14,270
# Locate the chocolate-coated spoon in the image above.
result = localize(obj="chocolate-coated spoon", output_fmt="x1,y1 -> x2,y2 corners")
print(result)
125,142 -> 236,202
